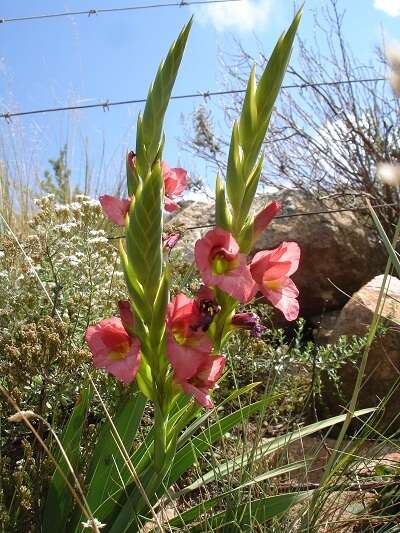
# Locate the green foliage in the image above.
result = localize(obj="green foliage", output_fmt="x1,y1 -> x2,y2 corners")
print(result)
43,386 -> 92,533
0,194 -> 126,530
218,8 -> 302,239
135,18 -> 193,182
70,389 -> 147,531
40,145 -> 80,204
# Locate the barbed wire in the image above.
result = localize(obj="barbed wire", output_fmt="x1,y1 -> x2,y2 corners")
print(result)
0,0 -> 241,24
0,77 -> 386,121
176,201 -> 399,231
106,201 -> 398,240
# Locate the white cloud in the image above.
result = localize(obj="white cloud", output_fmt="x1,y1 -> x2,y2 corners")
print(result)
374,0 -> 400,16
193,0 -> 272,32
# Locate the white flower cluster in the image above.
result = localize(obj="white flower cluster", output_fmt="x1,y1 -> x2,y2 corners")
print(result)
0,194 -> 126,342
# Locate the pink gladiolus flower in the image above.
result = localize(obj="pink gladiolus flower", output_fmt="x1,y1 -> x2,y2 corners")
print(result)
99,195 -> 131,226
253,201 -> 280,240
179,355 -> 225,408
195,228 -> 256,303
166,294 -> 213,381
101,159 -> 187,224
161,161 -> 188,212
85,317 -> 141,384
250,241 -> 301,321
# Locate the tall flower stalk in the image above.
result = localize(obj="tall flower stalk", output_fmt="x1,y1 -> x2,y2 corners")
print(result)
81,8 -> 304,529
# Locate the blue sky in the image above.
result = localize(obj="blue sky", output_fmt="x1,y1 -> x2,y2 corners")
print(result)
1,0 -> 400,196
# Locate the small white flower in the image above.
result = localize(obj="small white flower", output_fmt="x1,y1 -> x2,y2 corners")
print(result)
88,237 -> 108,245
81,518 -> 106,530
69,202 -> 82,212
377,162 -> 400,187
83,198 -> 101,208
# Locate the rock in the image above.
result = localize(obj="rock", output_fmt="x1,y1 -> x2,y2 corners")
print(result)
312,310 -> 341,344
318,275 -> 400,429
168,190 -> 384,317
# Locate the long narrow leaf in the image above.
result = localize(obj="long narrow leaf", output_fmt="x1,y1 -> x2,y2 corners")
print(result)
185,408 -> 374,492
71,389 -> 146,531
189,492 -> 311,532
43,386 -> 91,533
168,397 -> 274,486
367,200 -> 400,277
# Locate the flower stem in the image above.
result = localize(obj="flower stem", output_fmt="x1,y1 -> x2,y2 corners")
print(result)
153,402 -> 167,474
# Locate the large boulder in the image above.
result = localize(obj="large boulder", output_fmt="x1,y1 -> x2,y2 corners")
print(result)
169,189 -> 384,317
318,275 -> 400,428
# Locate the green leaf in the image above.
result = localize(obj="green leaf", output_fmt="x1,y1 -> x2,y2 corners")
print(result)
225,8 -> 302,232
168,462 -> 307,528
71,389 -> 147,531
125,163 -> 163,303
246,7 -> 302,171
235,153 -> 264,233
168,397 -> 273,486
135,18 -> 193,178
43,385 -> 91,533
119,242 -> 151,328
238,66 -> 258,162
177,382 -> 262,447
149,270 -> 169,348
126,150 -> 141,197
188,492 -> 310,531
215,174 -> 232,231
367,200 -> 400,277
225,121 -> 243,214
185,409 -> 374,492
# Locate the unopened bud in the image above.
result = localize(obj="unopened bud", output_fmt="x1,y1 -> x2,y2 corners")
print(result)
377,162 -> 400,187
231,312 -> 266,337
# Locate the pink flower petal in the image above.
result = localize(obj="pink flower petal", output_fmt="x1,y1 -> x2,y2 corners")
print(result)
167,168 -> 188,196
262,261 -> 292,281
94,338 -> 141,384
99,195 -> 131,226
195,228 -> 240,274
167,294 -> 197,327
253,201 -> 280,238
275,242 -> 300,277
167,337 -> 209,381
180,382 -> 214,408
250,250 -> 274,284
197,355 -> 225,385
85,318 -> 141,384
164,197 -> 180,212
261,278 -> 299,321
213,264 -> 256,303
85,317 -> 128,355
195,229 -> 255,302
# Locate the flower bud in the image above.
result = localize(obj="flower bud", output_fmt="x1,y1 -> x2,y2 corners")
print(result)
231,312 -> 266,337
